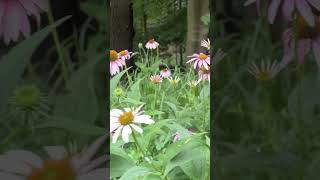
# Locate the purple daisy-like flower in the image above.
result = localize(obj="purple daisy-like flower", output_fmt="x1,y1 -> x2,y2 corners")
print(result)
244,0 -> 320,26
0,0 -> 49,44
280,15 -> 320,68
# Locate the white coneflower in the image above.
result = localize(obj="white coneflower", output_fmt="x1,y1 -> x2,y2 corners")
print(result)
167,76 -> 180,86
247,60 -> 281,81
0,134 -> 109,180
187,80 -> 200,88
110,105 -> 155,143
201,38 -> 211,50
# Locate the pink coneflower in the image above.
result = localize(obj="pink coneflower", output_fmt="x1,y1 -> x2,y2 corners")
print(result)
118,50 -> 133,60
150,74 -> 163,84
248,60 -> 281,81
145,39 -> 159,49
244,0 -> 320,26
281,15 -> 320,67
173,129 -> 194,143
198,66 -> 211,82
187,53 -> 210,70
0,0 -> 49,44
201,38 -> 211,50
160,68 -> 171,78
110,50 -> 125,76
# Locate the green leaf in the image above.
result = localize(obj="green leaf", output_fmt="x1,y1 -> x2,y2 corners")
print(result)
127,79 -> 142,101
110,146 -> 136,178
35,117 -> 105,136
0,16 -> 71,109
53,58 -> 101,123
164,138 -> 209,179
119,166 -> 152,180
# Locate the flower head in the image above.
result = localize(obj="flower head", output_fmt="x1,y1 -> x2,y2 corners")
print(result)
109,50 -> 125,76
0,134 -> 109,180
280,15 -> 320,67
187,80 -> 200,88
118,50 -> 133,60
201,38 -> 211,50
187,53 -> 210,70
145,39 -> 159,49
167,76 -> 180,86
6,85 -> 49,124
113,87 -> 124,97
244,0 -> 320,26
150,74 -> 163,84
0,0 -> 48,45
110,105 -> 155,143
160,68 -> 171,78
173,129 -> 194,143
198,66 -> 211,82
138,43 -> 143,49
247,60 -> 281,81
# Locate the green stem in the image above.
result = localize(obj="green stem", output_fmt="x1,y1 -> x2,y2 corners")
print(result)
124,63 -> 133,86
47,6 -> 68,82
131,131 -> 158,170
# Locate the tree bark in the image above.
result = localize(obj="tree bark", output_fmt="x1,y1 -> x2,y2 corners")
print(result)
110,0 -> 134,52
186,0 -> 209,56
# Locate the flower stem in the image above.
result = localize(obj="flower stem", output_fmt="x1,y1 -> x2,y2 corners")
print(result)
131,131 -> 158,170
47,5 -> 68,82
124,63 -> 133,86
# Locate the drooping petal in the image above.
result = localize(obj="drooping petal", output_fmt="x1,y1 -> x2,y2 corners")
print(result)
112,126 -> 123,143
296,39 -> 311,64
134,115 -> 155,124
282,0 -> 295,20
78,168 -> 109,180
0,155 -> 32,175
307,0 -> 320,11
110,122 -> 121,133
44,146 -> 67,160
312,39 -> 320,67
77,155 -> 108,174
5,150 -> 43,169
268,0 -> 282,24
295,0 -> 315,26
0,172 -> 24,180
121,125 -> 132,143
130,124 -> 143,134
31,0 -> 49,11
78,134 -> 108,167
110,109 -> 123,117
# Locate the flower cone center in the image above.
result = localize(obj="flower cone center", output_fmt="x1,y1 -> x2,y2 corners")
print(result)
199,53 -> 208,60
119,112 -> 134,125
110,50 -> 119,61
257,71 -> 272,81
119,50 -> 127,56
27,158 -> 76,180
295,15 -> 320,39
148,39 -> 155,43
14,86 -> 41,107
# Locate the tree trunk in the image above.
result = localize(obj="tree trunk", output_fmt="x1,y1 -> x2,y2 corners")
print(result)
186,0 -> 209,56
110,0 -> 134,52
